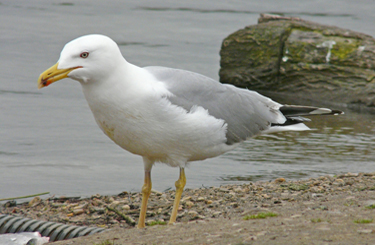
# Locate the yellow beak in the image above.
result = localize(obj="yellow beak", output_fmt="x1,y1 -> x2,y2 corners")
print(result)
37,63 -> 80,89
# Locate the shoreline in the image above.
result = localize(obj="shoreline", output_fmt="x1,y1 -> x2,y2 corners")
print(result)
2,172 -> 375,244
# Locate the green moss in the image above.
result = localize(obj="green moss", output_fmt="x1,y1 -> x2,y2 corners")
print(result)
354,219 -> 373,224
311,218 -> 323,223
366,205 -> 375,209
147,220 -> 167,226
331,41 -> 359,60
283,27 -> 361,65
243,212 -> 278,220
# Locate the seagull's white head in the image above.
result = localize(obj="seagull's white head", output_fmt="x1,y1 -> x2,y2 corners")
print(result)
38,34 -> 124,88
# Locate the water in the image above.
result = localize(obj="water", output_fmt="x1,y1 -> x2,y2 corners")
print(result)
1,0 -> 375,199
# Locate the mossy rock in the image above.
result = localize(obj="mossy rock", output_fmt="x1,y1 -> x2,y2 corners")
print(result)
219,14 -> 375,112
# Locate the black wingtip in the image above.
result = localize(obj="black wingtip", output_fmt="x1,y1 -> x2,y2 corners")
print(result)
280,105 -> 344,117
331,109 -> 344,115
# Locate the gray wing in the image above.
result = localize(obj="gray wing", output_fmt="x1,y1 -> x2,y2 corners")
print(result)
144,66 -> 285,145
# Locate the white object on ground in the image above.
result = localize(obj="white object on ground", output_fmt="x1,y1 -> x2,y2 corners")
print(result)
0,232 -> 49,245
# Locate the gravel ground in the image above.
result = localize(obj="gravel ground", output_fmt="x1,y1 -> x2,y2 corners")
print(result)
2,172 -> 375,244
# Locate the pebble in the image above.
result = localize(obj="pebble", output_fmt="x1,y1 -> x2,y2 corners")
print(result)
316,226 -> 331,231
72,208 -> 85,215
74,203 -> 88,210
184,201 -> 194,208
302,201 -> 314,205
281,193 -> 290,200
311,193 -> 323,198
291,214 -> 302,219
184,238 -> 195,242
346,173 -> 359,177
188,210 -> 198,217
92,207 -> 105,214
28,197 -> 41,207
109,201 -> 121,208
310,186 -> 324,193
262,194 -> 271,199
357,229 -> 374,234
275,178 -> 286,183
182,196 -> 192,202
66,203 -> 79,209
110,219 -> 119,224
333,179 -> 345,186
51,203 -> 65,208
122,205 -> 130,210
257,231 -> 267,236
151,189 -> 163,195
345,179 -> 355,185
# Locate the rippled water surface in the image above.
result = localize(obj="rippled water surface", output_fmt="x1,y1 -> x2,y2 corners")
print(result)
1,0 -> 375,199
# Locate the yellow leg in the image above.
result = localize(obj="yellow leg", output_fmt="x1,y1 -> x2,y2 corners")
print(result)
137,170 -> 152,228
169,167 -> 186,224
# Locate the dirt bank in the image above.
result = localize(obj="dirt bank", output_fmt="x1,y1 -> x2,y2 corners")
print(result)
2,172 -> 375,244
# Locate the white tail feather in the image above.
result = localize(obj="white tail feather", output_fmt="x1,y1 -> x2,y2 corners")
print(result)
262,123 -> 311,134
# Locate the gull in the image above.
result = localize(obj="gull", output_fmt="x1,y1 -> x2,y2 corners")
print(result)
37,34 -> 343,228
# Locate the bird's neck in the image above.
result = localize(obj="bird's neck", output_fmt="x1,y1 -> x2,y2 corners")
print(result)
80,61 -> 169,114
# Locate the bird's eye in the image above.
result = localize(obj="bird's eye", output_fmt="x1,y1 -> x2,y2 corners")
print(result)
80,52 -> 89,58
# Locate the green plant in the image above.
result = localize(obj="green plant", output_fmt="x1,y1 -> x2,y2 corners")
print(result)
147,220 -> 167,226
311,218 -> 322,223
243,212 -> 278,220
354,219 -> 373,224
